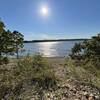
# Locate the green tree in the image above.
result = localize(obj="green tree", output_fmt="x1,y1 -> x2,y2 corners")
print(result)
0,20 -> 5,32
12,31 -> 24,59
70,43 -> 83,60
2,30 -> 15,56
0,20 -> 5,57
0,20 -> 24,64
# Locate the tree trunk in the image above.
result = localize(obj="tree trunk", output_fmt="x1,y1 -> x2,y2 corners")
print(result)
0,51 -> 2,57
16,49 -> 19,59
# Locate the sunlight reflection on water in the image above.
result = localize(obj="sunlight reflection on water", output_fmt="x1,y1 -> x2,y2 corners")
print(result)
22,41 -> 82,57
37,42 -> 58,57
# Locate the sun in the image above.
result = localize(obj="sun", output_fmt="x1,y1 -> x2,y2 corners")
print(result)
41,6 -> 48,16
42,7 -> 47,14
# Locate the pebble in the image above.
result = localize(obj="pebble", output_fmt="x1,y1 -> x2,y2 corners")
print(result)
95,95 -> 100,100
83,91 -> 88,96
88,96 -> 94,100
81,96 -> 87,100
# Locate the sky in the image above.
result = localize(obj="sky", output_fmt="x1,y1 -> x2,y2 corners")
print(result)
0,0 -> 100,40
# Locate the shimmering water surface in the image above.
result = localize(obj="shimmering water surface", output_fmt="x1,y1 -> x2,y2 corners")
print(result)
21,41 -> 82,57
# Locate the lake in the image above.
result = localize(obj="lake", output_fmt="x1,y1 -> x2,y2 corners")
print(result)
20,40 -> 82,57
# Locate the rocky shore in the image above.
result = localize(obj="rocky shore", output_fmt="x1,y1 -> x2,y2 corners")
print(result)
30,57 -> 100,100
38,80 -> 100,100
1,57 -> 100,100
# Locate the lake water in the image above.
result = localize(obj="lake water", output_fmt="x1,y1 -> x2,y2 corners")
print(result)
20,41 -> 82,57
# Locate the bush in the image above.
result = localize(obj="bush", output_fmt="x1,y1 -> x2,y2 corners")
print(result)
3,57 -> 9,64
0,56 -> 3,65
70,34 -> 100,69
16,54 -> 57,89
0,54 -> 57,99
65,58 -> 100,88
0,56 -> 9,65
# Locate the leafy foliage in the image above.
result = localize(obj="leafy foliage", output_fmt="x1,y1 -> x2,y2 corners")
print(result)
0,20 -> 24,64
12,31 -> 24,58
70,34 -> 100,68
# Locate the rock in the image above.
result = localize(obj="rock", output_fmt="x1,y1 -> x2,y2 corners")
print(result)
81,96 -> 88,100
30,98 -> 34,100
83,91 -> 89,97
89,93 -> 94,97
77,95 -> 81,100
95,95 -> 100,100
88,96 -> 94,100
62,97 -> 67,100
88,94 -> 95,100
75,99 -> 81,100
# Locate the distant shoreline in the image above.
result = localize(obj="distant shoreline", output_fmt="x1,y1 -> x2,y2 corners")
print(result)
24,39 -> 88,43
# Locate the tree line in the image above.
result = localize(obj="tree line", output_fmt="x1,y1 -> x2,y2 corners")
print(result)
0,20 -> 24,64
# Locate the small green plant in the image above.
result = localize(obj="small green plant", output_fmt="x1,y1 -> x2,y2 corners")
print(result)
0,56 -> 3,65
3,57 -> 9,64
0,56 -> 9,65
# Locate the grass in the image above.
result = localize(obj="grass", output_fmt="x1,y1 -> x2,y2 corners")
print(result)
0,55 -> 100,99
65,58 -> 100,88
0,54 -> 58,99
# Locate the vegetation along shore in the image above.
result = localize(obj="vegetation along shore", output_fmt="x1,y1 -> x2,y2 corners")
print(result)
24,39 -> 88,43
0,20 -> 100,99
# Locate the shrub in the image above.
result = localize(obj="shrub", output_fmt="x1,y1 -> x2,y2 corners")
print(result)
65,58 -> 100,88
0,54 -> 57,99
70,34 -> 100,69
16,54 -> 57,89
16,54 -> 57,99
3,57 -> 9,64
0,56 -> 9,65
0,56 -> 3,65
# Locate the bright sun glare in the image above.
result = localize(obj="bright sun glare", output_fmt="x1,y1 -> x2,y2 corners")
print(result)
41,6 -> 48,16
